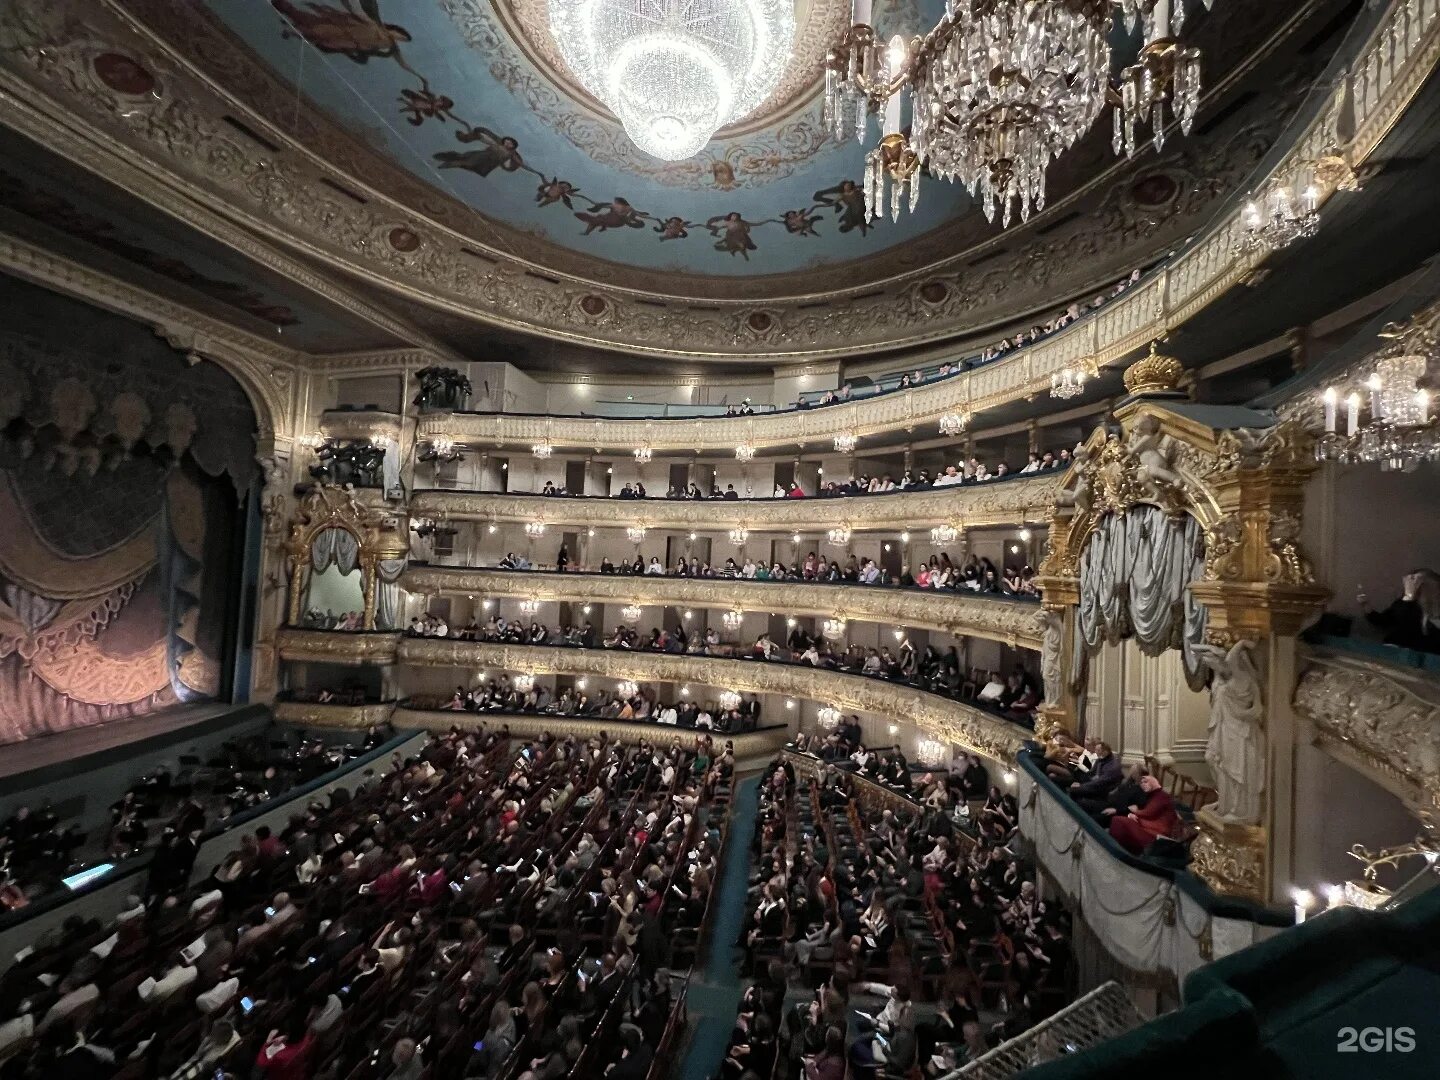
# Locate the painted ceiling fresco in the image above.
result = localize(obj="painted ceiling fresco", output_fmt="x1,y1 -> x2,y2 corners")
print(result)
205,0 -> 976,276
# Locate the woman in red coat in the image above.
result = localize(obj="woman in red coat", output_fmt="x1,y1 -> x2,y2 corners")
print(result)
1108,774 -> 1181,855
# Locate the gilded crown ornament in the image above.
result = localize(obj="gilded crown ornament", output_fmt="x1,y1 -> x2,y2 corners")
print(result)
1123,341 -> 1186,396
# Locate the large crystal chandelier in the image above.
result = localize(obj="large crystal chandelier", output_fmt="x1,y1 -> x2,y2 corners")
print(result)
1316,349 -> 1439,472
718,690 -> 742,712
817,705 -> 844,729
825,0 -> 1210,226
549,0 -> 796,161
721,609 -> 744,631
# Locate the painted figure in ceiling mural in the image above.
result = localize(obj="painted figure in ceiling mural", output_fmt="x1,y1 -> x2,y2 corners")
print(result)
271,0 -> 411,63
707,213 -> 759,259
780,207 -> 823,237
654,216 -> 696,242
814,180 -> 873,235
576,197 -> 648,235
435,128 -> 524,177
535,177 -> 580,209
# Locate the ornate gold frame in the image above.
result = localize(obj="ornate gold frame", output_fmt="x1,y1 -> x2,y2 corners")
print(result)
283,485 -> 409,630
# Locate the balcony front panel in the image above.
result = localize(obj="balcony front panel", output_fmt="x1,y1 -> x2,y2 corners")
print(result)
409,474 -> 1060,532
401,566 -> 1044,648
274,700 -> 398,728
390,707 -> 793,757
276,628 -> 401,666
1294,645 -> 1440,817
394,638 -> 1030,764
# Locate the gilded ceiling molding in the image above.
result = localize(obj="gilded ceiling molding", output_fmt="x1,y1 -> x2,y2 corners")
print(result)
390,707 -> 794,758
309,349 -> 451,374
0,228 -> 295,448
1294,647 -> 1440,819
0,0 -> 1429,360
276,627 -> 402,665
394,638 -> 1030,765
409,476 -> 1058,532
400,565 -> 1046,649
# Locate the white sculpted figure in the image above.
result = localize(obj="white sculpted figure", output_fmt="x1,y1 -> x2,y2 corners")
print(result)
1057,443 -> 1093,513
1193,638 -> 1265,825
1129,414 -> 1182,498
1037,609 -> 1064,707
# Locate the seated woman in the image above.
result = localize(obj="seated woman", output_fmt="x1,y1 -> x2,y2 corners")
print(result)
1107,773 -> 1181,855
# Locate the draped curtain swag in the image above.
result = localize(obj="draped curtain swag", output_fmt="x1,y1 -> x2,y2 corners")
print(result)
310,527 -> 360,575
375,557 -> 407,631
1077,506 -> 1208,685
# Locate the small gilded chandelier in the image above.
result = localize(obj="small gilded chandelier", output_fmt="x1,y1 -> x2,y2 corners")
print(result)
930,523 -> 959,544
531,440 -> 554,460
524,521 -> 546,538
735,443 -> 756,462
619,604 -> 643,624
625,526 -> 647,544
833,433 -> 859,453
1234,169 -> 1320,257
821,617 -> 847,639
938,411 -> 970,436
826,526 -> 852,545
1316,349 -> 1439,472
1051,363 -> 1091,400
722,609 -> 744,631
718,690 -> 742,712
633,445 -> 653,465
728,527 -> 749,545
826,0 -> 1211,227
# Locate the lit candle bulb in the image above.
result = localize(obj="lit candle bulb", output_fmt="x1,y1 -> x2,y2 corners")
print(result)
1419,389 -> 1431,425
1324,884 -> 1345,909
1322,387 -> 1337,433
852,0 -> 873,26
1292,887 -> 1314,924
1367,373 -> 1383,420
1346,392 -> 1360,436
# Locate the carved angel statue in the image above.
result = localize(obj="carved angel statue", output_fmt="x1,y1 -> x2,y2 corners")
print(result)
1036,609 -> 1064,707
1193,638 -> 1264,825
1056,443 -> 1093,513
1128,414 -> 1182,498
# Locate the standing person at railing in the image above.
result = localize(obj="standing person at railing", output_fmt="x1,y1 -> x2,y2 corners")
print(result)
555,543 -> 569,573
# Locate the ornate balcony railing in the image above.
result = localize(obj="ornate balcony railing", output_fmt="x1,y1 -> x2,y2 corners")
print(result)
393,638 -> 1031,764
273,699 -> 398,728
401,565 -> 1044,648
276,628 -> 402,665
388,706 -> 793,757
408,473 -> 1059,533
1294,643 -> 1440,817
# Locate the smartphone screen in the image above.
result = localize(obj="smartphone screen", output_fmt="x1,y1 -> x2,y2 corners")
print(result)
240,996 -> 255,1013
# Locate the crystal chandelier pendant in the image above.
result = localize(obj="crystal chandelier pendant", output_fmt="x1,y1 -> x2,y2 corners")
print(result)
549,0 -> 795,161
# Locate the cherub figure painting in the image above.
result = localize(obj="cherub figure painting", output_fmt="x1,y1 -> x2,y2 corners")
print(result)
575,198 -> 647,235
706,213 -> 759,259
654,216 -> 696,241
434,128 -> 523,177
780,207 -> 822,237
271,1 -> 411,63
814,180 -> 871,235
535,177 -> 579,208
